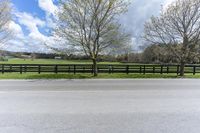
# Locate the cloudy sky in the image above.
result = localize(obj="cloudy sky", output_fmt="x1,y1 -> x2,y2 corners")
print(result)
6,0 -> 174,53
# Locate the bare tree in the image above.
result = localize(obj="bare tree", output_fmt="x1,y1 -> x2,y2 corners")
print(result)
142,44 -> 178,64
104,27 -> 132,56
56,0 -> 130,76
0,0 -> 12,45
144,0 -> 200,76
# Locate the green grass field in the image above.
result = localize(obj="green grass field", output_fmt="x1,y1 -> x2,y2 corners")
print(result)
0,58 -> 121,64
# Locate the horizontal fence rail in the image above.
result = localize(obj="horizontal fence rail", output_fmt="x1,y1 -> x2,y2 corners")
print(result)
0,64 -> 199,75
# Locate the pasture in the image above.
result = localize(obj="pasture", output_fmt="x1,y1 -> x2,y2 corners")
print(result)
0,58 -> 121,64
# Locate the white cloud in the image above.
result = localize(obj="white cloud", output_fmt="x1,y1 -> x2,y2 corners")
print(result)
9,21 -> 23,34
15,11 -> 51,43
15,12 -> 45,33
8,21 -> 24,39
5,10 -> 55,52
4,21 -> 27,51
2,1 -> 60,52
120,0 -> 175,50
38,0 -> 58,15
38,0 -> 58,29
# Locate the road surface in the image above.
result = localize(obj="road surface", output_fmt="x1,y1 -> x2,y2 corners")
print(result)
0,79 -> 200,133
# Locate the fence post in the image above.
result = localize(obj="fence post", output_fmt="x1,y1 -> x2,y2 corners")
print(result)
68,66 -> 70,73
140,66 -> 142,74
167,66 -> 169,74
153,66 -> 155,74
55,65 -> 58,74
10,65 -> 12,73
126,65 -> 129,74
2,65 -> 4,74
109,65 -> 111,74
193,66 -> 196,75
38,65 -> 41,74
20,65 -> 22,74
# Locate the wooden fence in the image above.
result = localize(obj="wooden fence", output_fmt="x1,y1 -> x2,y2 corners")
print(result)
0,64 -> 200,75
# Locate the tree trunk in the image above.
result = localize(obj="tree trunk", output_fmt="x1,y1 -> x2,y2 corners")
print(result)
92,58 -> 98,76
179,61 -> 185,77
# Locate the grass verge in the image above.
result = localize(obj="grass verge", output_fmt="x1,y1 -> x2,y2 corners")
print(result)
0,73 -> 198,79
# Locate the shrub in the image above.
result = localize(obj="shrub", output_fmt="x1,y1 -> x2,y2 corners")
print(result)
0,56 -> 8,61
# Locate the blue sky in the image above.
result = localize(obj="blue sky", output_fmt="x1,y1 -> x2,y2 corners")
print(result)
6,0 -> 174,53
7,0 -> 59,53
12,0 -> 44,16
12,0 -> 45,35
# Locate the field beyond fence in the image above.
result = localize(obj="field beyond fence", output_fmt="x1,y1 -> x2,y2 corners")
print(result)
0,64 -> 199,75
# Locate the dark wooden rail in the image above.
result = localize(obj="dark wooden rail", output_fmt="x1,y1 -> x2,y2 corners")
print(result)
0,64 -> 199,75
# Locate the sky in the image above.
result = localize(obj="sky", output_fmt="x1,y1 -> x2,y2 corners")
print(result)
6,0 -> 175,53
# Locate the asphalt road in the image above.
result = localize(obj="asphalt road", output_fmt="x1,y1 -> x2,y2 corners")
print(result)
0,79 -> 200,133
